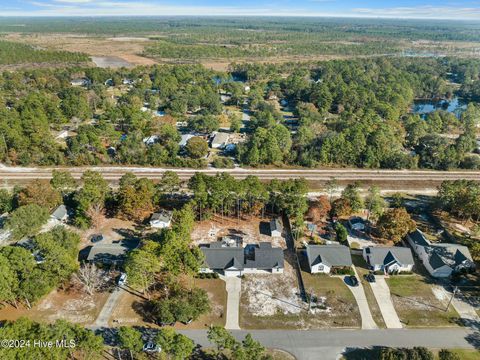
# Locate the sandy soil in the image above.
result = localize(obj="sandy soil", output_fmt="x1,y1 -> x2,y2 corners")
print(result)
191,215 -> 286,249
0,289 -> 110,325
242,261 -> 303,317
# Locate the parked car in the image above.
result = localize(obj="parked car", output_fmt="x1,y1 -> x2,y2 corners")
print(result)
364,273 -> 376,283
348,275 -> 359,286
90,234 -> 103,243
143,342 -> 161,353
118,273 -> 127,286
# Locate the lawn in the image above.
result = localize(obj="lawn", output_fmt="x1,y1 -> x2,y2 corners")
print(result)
386,275 -> 460,327
109,278 -> 227,329
352,255 -> 386,328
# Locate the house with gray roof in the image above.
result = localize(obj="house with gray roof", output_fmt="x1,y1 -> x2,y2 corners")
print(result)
51,205 -> 68,222
210,132 -> 230,149
363,246 -> 414,274
305,244 -> 352,274
149,210 -> 173,229
270,218 -> 283,237
199,241 -> 284,277
407,229 -> 475,278
86,243 -> 134,265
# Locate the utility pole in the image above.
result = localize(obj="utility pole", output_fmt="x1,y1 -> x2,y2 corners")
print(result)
446,286 -> 458,312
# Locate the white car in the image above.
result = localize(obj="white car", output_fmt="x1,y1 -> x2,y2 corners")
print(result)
118,273 -> 127,286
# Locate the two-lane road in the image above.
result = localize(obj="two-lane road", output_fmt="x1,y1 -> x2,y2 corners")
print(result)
180,328 -> 479,360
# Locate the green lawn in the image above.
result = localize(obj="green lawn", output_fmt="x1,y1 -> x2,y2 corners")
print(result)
386,275 -> 460,327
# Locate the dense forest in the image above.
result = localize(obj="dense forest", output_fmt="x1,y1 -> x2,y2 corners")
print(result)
0,40 -> 89,65
0,56 -> 479,170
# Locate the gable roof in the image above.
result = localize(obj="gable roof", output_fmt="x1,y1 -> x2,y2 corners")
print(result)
270,218 -> 283,233
51,205 -> 67,220
365,247 -> 414,266
408,229 -> 429,247
86,243 -> 135,264
200,244 -> 244,270
211,132 -> 230,147
306,245 -> 352,268
245,242 -> 284,270
200,242 -> 284,271
150,210 -> 173,223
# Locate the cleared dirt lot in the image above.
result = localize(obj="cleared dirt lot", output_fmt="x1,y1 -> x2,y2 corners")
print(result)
191,216 -> 286,249
0,289 -> 110,325
3,33 -> 157,67
240,252 -> 360,329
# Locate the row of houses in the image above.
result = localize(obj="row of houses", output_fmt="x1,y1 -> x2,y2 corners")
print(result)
304,244 -> 414,274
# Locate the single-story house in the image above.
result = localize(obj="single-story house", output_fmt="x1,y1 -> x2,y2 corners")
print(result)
143,135 -> 159,145
178,134 -> 195,147
270,218 -> 283,237
363,246 -> 414,274
51,205 -> 68,222
149,210 -> 173,229
86,243 -> 131,265
305,244 -> 352,274
407,229 -> 475,278
348,217 -> 366,232
199,241 -> 284,276
210,132 -> 230,149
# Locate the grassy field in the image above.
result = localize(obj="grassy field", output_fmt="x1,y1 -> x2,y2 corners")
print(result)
386,275 -> 460,327
352,255 -> 387,328
343,348 -> 480,360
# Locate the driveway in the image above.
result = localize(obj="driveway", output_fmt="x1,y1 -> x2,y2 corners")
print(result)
369,276 -> 402,328
435,286 -> 480,329
345,268 -> 377,329
223,276 -> 241,330
94,286 -> 126,327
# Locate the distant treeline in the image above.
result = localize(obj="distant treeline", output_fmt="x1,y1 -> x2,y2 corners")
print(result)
0,17 -> 479,42
0,40 -> 89,65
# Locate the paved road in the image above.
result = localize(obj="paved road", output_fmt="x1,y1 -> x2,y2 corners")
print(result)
345,269 -> 378,330
370,277 -> 403,329
180,328 -> 479,360
94,286 -> 125,327
223,276 -> 241,330
0,166 -> 479,187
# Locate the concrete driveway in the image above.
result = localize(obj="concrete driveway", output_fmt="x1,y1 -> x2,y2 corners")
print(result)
345,268 -> 377,329
222,276 -> 241,330
369,276 -> 402,328
94,286 -> 126,327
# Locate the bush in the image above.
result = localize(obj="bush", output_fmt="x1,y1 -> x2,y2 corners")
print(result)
350,241 -> 360,249
331,267 -> 354,276
212,157 -> 235,169
335,222 -> 348,243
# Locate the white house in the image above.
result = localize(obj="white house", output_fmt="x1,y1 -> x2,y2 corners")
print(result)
407,229 -> 475,278
305,245 -> 352,274
270,218 -> 283,237
362,246 -> 414,274
149,210 -> 173,229
199,242 -> 284,277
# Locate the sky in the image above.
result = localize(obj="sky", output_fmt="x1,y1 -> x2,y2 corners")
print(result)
1,0 -> 480,19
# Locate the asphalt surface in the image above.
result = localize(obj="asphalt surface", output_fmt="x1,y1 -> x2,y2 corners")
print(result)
0,166 -> 479,185
180,328 -> 480,360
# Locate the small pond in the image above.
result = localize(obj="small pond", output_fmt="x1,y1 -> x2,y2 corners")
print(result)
411,97 -> 468,118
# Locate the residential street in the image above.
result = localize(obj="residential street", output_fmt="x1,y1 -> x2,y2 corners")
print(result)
180,328 -> 479,360
370,276 -> 403,328
345,269 -> 378,329
223,276 -> 241,330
